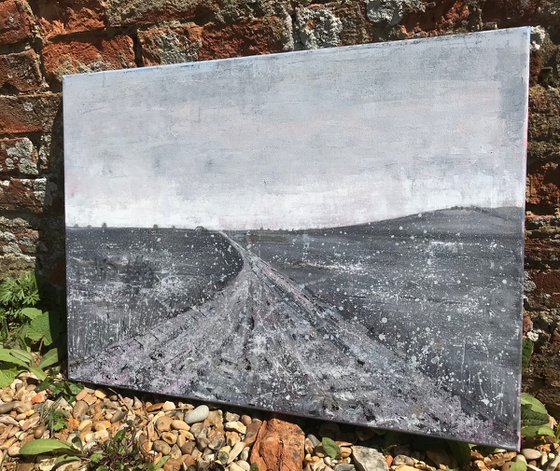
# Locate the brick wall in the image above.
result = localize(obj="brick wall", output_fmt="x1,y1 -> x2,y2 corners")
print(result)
0,0 -> 558,412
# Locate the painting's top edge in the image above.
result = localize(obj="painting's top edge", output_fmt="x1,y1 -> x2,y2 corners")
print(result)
61,26 -> 531,84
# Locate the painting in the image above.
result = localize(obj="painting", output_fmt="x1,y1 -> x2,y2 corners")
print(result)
64,27 -> 530,448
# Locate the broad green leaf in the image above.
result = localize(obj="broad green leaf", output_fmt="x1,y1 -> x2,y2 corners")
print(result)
520,393 -> 548,415
510,461 -> 527,471
19,439 -> 79,456
521,425 -> 555,438
26,311 -> 53,345
321,437 -> 340,459
0,365 -> 19,388
0,349 -> 29,368
28,365 -> 47,381
39,348 -> 60,369
20,307 -> 43,320
9,348 -> 33,363
521,406 -> 549,426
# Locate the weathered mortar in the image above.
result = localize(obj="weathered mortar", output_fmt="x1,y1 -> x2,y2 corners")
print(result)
0,0 -> 558,413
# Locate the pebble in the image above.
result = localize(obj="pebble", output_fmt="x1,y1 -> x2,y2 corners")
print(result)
185,405 -> 210,424
33,425 -> 46,439
237,460 -> 251,471
0,402 -> 15,414
352,446 -> 389,471
156,415 -> 173,432
172,419 -> 190,431
308,434 -> 321,447
544,455 -> 560,471
162,401 -> 176,411
240,415 -> 252,426
73,400 -> 89,419
153,440 -> 171,455
335,465 -> 356,471
162,431 -> 177,445
228,441 -> 246,463
523,449 -> 543,461
7,445 -> 20,457
393,455 -> 415,467
110,409 -> 126,423
225,421 -> 247,434
229,462 -> 245,471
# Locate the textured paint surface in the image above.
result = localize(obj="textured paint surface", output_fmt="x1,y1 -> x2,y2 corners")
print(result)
64,28 -> 530,448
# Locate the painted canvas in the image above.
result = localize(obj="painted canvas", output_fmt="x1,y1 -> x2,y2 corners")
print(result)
64,27 -> 530,448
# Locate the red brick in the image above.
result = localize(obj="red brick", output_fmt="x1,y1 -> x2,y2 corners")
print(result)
35,0 -> 106,39
527,162 -> 560,213
0,49 -> 42,92
42,36 -> 136,84
195,18 -> 289,61
0,178 -> 46,213
0,254 -> 35,280
0,215 -> 39,256
138,18 -> 288,65
106,0 -> 218,26
399,0 -> 470,37
139,26 -> 200,66
0,137 -> 38,176
0,0 -> 35,46
0,93 -> 60,134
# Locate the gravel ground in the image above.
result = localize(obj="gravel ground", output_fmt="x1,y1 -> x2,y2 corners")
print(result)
0,371 -> 558,471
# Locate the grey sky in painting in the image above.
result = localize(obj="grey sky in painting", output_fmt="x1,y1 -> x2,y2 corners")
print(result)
63,28 -> 529,230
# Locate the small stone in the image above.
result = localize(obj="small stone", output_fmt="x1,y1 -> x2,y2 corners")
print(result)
94,429 -> 109,442
394,467 -> 417,471
225,421 -> 247,434
185,405 -> 210,424
72,400 -> 89,419
352,446 -> 389,471
162,431 -> 177,445
335,465 -> 355,471
183,455 -> 196,468
180,440 -> 196,455
240,446 -> 250,462
523,449 -> 543,461
33,425 -> 46,439
237,461 -> 251,471
244,420 -> 261,446
229,463 -> 245,471
7,445 -> 20,457
241,415 -> 252,426
163,401 -> 176,411
170,444 -> 182,460
308,434 -> 321,447
393,456 -> 415,467
156,415 -> 173,432
172,419 -> 189,431
153,440 -> 171,455
225,412 -> 240,422
544,454 -> 560,471
228,441 -> 246,464
340,447 -> 352,459
503,462 -> 513,471
94,389 -> 107,399
78,419 -> 92,432
208,430 -> 226,450
226,431 -> 242,446
111,410 -> 126,423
